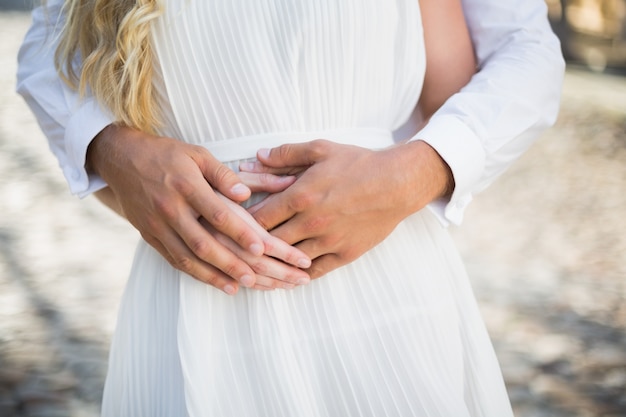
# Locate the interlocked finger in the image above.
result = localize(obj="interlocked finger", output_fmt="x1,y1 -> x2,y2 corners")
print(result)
172,211 -> 257,288
144,228 -> 241,294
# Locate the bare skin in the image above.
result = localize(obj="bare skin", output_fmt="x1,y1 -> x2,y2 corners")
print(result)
241,0 -> 476,278
241,140 -> 452,279
418,0 -> 476,120
88,126 -> 312,294
87,0 -> 476,292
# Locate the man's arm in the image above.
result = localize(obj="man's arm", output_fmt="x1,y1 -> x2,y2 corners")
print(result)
241,0 -> 480,278
16,0 -> 114,197
243,0 -> 565,278
415,0 -> 566,225
16,1 -> 313,293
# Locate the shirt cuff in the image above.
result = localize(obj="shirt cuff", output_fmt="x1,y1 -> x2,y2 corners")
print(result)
411,114 -> 486,226
63,98 -> 114,198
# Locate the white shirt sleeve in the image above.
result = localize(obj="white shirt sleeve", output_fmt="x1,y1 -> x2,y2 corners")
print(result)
16,0 -> 114,197
415,0 -> 566,226
18,0 -> 565,208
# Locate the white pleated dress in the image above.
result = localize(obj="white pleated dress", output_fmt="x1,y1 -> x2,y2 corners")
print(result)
102,1 -> 514,416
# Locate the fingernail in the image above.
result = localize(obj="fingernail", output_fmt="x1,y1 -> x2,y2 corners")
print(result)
258,148 -> 270,159
240,274 -> 255,287
280,283 -> 296,290
297,277 -> 310,285
230,183 -> 249,196
239,162 -> 254,171
223,285 -> 237,295
249,243 -> 263,256
298,258 -> 311,268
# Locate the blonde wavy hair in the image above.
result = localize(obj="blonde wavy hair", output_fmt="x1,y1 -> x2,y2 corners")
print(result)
53,0 -> 163,133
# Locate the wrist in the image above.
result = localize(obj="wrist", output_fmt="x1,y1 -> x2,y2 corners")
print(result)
418,140 -> 455,200
391,140 -> 455,213
86,124 -> 147,181
86,124 -> 116,178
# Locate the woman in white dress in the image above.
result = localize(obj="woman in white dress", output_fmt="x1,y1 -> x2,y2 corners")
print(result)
18,0 -> 564,416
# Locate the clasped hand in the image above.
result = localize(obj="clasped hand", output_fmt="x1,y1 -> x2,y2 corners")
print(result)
90,126 -> 450,293
89,125 -> 312,295
240,139 -> 451,279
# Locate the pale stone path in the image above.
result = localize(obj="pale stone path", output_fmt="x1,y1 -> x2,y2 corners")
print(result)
1,11 -> 625,417
1,12 -> 136,417
452,67 -> 626,416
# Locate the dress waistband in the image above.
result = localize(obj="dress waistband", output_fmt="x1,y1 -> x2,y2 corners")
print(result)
198,128 -> 395,163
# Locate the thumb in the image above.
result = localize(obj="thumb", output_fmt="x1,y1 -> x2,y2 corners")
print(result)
257,139 -> 329,168
306,253 -> 343,280
195,147 -> 251,202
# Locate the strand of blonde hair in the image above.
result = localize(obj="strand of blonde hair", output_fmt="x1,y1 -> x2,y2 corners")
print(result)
54,0 -> 163,133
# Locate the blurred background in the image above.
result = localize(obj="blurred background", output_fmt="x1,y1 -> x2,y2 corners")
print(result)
0,1 -> 625,416
546,0 -> 626,71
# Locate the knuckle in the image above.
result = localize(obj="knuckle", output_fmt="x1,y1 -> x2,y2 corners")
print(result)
266,279 -> 279,289
309,140 -> 329,158
142,216 -> 162,234
277,144 -> 292,160
304,239 -> 323,256
260,173 -> 275,186
287,191 -> 315,213
172,255 -> 194,273
192,146 -> 216,167
251,261 -> 268,275
192,145 -> 210,159
283,270 -> 304,283
220,261 -> 240,279
213,164 -> 235,186
199,272 -> 219,287
170,176 -> 195,198
210,207 -> 230,227
308,265 -> 324,280
152,195 -> 177,221
302,216 -> 328,234
262,239 -> 275,253
189,237 -> 212,258
233,228 -> 254,247
142,216 -> 157,232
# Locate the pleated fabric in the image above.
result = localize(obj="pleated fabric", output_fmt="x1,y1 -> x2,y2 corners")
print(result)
101,1 -> 514,416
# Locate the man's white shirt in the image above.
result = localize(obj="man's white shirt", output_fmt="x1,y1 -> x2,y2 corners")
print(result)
16,0 -> 565,226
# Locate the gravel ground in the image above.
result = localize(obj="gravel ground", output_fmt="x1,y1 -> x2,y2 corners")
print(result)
1,11 -> 625,417
452,67 -> 626,417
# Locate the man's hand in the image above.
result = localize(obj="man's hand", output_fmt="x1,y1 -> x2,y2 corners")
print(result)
240,139 -> 453,279
88,125 -> 311,294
